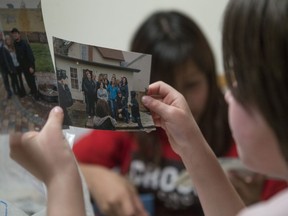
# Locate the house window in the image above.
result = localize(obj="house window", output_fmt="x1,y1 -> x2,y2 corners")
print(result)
70,67 -> 79,89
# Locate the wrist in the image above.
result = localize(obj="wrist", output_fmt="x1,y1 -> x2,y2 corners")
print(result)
46,165 -> 85,216
47,162 -> 79,184
46,154 -> 79,183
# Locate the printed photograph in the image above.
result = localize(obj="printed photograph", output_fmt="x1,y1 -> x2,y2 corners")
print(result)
0,0 -> 56,133
53,37 -> 155,131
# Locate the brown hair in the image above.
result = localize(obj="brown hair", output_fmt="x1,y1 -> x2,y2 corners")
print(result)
223,0 -> 288,160
96,99 -> 111,118
131,10 -> 232,156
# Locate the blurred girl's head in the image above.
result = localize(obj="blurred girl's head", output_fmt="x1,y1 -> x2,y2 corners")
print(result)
131,11 -> 218,121
131,10 -> 231,156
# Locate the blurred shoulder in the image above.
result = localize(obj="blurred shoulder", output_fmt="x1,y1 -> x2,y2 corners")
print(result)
238,189 -> 288,216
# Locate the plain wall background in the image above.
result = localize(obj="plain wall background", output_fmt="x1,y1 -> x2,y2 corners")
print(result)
41,0 -> 229,74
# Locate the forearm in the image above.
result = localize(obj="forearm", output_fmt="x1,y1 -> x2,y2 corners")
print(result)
142,82 -> 246,215
179,136 -> 245,216
79,163 -> 148,216
79,163 -> 111,199
46,165 -> 85,216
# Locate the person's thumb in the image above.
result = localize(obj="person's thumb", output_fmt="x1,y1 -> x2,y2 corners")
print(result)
42,106 -> 64,133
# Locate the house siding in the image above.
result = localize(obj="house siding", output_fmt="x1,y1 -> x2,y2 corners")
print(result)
54,41 -> 151,103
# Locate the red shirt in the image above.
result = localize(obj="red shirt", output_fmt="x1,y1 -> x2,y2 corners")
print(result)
73,129 -> 287,215
73,130 -> 135,173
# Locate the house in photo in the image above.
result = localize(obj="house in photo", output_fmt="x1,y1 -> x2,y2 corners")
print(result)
54,39 -> 152,104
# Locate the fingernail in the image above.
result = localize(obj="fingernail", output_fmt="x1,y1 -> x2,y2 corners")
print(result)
142,95 -> 149,104
53,106 -> 62,113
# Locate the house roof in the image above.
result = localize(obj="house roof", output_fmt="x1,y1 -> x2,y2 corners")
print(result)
61,42 -> 125,61
97,47 -> 125,61
54,53 -> 141,73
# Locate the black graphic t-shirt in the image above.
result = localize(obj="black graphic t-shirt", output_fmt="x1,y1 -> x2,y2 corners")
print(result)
129,133 -> 204,216
73,129 -> 204,216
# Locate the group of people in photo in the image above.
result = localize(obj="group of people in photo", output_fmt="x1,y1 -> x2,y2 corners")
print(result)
0,28 -> 38,100
82,70 -> 143,129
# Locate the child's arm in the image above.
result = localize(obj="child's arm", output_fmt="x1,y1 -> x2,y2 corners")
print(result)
80,163 -> 148,216
10,107 -> 85,216
142,81 -> 245,216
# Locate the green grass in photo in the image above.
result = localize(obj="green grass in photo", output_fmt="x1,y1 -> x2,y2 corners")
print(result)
31,43 -> 54,72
